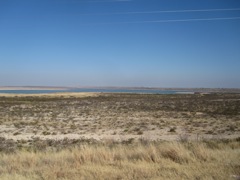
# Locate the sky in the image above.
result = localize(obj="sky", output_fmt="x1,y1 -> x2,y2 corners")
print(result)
0,0 -> 240,88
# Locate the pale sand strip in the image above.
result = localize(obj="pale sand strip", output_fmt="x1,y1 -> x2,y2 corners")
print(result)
0,87 -> 68,90
3,133 -> 240,142
0,92 -> 100,98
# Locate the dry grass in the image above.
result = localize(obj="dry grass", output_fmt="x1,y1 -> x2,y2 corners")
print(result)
0,140 -> 239,180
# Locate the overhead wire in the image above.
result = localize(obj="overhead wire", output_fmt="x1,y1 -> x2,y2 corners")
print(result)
78,8 -> 240,25
83,16 -> 240,25
81,8 -> 240,16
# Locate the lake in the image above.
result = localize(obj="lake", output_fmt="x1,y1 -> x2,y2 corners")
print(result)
0,88 -> 194,94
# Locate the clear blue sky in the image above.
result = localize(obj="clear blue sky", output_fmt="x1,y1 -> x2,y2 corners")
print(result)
1,0 -> 240,88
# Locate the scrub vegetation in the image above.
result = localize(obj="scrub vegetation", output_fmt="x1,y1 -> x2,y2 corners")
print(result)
0,93 -> 239,141
0,92 -> 239,179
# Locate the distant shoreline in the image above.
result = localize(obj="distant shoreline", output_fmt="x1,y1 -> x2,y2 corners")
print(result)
0,86 -> 239,93
0,86 -> 68,90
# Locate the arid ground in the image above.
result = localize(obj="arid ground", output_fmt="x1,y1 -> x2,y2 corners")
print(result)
0,92 -> 239,142
0,92 -> 239,179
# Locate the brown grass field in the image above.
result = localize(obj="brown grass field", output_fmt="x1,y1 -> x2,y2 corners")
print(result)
0,92 -> 239,179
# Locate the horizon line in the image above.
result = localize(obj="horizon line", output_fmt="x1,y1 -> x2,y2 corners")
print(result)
0,86 -> 239,89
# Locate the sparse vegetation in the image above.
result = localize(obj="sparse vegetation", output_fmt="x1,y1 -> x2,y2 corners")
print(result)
0,93 -> 239,179
0,93 -> 239,141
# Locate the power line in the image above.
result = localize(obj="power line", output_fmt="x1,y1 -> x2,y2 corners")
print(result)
117,8 -> 240,14
84,16 -> 240,25
81,8 -> 240,16
137,16 -> 240,23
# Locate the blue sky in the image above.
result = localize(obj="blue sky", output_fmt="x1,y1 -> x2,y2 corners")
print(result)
0,0 -> 240,88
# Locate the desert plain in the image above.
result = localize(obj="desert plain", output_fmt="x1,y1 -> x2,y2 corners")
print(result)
0,92 -> 239,179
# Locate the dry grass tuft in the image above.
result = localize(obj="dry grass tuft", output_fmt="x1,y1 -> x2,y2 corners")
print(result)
0,140 -> 239,180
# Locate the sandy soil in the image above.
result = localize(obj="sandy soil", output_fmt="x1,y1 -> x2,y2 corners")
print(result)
0,86 -> 68,90
0,93 -> 239,142
0,92 -> 100,98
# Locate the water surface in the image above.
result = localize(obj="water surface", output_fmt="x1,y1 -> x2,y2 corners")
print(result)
0,88 -> 194,94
